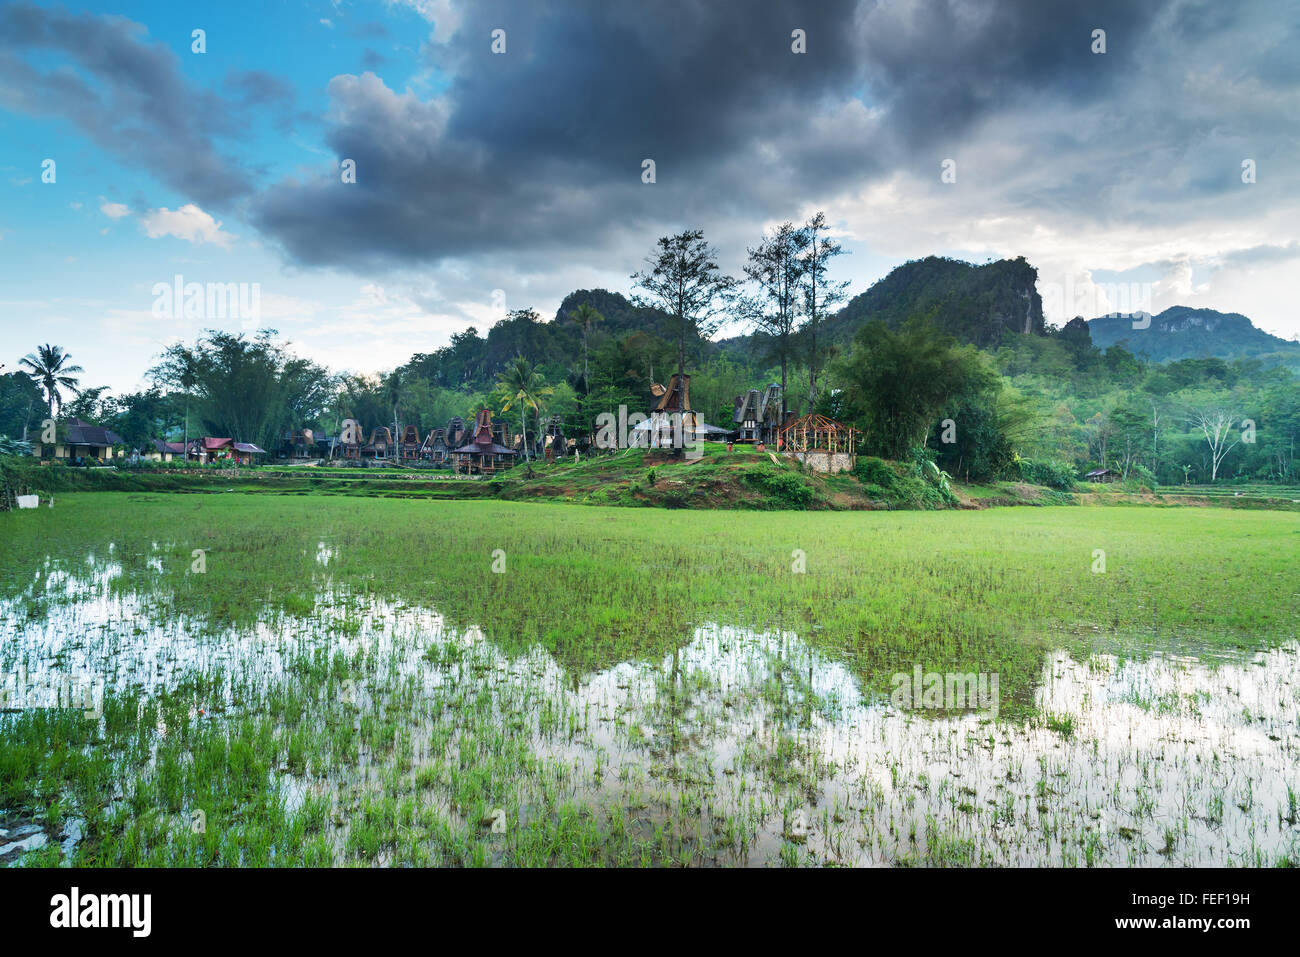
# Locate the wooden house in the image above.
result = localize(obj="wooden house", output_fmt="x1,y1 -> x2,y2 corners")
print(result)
452,409 -> 516,475
279,428 -> 317,460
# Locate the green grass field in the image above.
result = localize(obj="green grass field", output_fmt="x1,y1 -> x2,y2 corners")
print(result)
2,495 -> 1297,866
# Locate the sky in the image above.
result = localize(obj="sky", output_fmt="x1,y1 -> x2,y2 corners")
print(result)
1,0 -> 1297,395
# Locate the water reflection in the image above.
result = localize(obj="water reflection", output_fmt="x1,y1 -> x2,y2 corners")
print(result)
2,560 -> 1297,867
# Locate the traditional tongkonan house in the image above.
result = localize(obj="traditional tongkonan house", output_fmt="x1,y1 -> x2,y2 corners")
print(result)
279,428 -> 317,460
362,427 -> 393,461
446,416 -> 467,450
646,373 -> 699,451
398,425 -> 422,461
452,409 -> 517,475
732,384 -> 783,445
420,427 -> 452,466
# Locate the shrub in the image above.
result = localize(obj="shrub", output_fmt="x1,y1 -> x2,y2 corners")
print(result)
1017,458 -> 1076,490
1128,464 -> 1158,491
740,466 -> 816,509
854,456 -> 896,488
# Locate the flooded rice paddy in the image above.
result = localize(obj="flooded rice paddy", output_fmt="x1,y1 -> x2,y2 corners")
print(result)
3,535 -> 1298,867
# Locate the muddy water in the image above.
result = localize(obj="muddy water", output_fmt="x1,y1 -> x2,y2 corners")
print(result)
2,555 -> 1298,866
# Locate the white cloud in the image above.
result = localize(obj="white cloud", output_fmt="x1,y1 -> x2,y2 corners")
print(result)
139,204 -> 235,248
391,0 -> 462,41
99,198 -> 130,219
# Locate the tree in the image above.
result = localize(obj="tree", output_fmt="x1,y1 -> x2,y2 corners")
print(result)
1108,402 -> 1149,479
0,371 -> 44,440
497,356 -> 552,460
566,304 -> 604,394
1084,411 -> 1117,469
931,379 -> 1040,483
631,229 -> 738,385
101,388 -> 174,452
63,385 -> 111,423
1184,399 -> 1244,481
742,221 -> 807,416
799,211 -> 849,406
150,330 -> 332,454
20,344 -> 83,418
836,317 -> 991,460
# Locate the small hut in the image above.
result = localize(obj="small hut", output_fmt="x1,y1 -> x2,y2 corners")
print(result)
778,413 -> 857,473
1084,468 -> 1118,483
452,409 -> 517,475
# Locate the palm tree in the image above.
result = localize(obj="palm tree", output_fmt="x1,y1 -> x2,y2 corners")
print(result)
566,304 -> 603,393
498,356 -> 553,460
20,344 -> 83,418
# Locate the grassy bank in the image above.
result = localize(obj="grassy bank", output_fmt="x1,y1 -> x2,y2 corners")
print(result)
9,448 -> 1300,512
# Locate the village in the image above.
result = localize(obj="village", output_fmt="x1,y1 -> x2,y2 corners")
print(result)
26,374 -> 859,478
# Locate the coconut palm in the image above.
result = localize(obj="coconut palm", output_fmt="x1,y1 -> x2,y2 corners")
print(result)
498,355 -> 553,460
20,344 -> 83,418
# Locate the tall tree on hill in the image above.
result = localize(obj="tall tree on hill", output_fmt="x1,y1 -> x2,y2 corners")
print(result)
743,221 -> 808,416
20,343 -> 83,418
631,229 -> 738,393
566,303 -> 604,394
799,212 -> 849,407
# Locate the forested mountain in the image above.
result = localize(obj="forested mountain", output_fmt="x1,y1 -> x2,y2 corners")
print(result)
1087,307 -> 1300,364
820,256 -> 1047,349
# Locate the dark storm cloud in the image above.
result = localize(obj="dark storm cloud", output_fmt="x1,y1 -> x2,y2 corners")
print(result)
258,0 -> 1264,271
854,0 -> 1164,155
0,2 -> 251,207
250,0 -> 870,269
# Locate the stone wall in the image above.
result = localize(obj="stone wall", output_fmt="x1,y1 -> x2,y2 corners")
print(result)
786,451 -> 854,473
